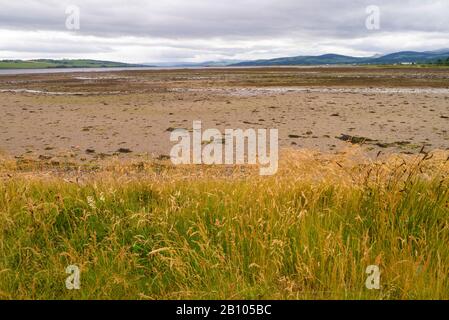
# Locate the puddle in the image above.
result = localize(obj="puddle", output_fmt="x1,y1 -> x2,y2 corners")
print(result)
73,76 -> 126,80
0,89 -> 122,95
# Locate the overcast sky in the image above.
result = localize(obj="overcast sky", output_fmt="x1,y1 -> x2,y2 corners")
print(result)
1,0 -> 449,63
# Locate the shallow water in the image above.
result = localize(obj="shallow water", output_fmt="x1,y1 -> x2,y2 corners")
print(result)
0,66 -> 259,76
0,67 -> 162,75
0,89 -> 120,95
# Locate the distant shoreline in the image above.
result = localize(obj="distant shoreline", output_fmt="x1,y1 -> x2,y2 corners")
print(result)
0,65 -> 322,75
0,66 -> 160,75
0,65 -> 150,70
2,64 -> 449,76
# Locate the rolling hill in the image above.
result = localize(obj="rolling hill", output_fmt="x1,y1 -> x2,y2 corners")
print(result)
0,59 -> 146,69
231,50 -> 449,66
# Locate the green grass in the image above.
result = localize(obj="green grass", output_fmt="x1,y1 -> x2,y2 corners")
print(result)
0,150 -> 448,300
0,60 -> 56,69
0,59 -> 143,69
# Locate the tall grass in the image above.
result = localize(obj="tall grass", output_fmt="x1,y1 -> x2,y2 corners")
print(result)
0,148 -> 448,300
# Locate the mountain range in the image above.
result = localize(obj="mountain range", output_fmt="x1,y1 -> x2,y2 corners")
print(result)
230,50 -> 449,66
2,50 -> 449,70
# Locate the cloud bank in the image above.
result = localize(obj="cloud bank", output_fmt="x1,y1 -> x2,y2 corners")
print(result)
1,0 -> 448,62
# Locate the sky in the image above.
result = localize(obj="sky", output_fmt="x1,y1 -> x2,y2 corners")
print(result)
0,0 -> 449,63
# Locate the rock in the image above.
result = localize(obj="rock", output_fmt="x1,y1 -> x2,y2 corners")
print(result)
157,155 -> 171,161
117,148 -> 132,154
336,134 -> 375,144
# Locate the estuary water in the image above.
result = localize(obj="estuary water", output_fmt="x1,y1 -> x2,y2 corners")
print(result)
0,66 -> 209,75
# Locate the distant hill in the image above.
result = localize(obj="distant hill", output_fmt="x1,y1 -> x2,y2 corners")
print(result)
372,51 -> 449,64
0,59 -> 147,69
230,50 -> 449,66
4,51 -> 449,70
232,54 -> 368,66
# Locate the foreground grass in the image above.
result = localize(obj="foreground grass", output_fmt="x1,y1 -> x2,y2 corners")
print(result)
0,148 -> 448,300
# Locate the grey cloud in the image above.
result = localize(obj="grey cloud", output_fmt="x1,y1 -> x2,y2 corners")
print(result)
1,0 -> 448,39
1,0 -> 449,62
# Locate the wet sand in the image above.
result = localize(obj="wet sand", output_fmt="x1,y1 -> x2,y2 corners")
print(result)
1,66 -> 448,162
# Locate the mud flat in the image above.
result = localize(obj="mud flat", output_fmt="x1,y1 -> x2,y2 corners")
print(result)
1,66 -> 448,163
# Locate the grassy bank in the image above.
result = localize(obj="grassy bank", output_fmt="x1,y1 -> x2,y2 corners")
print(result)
0,148 -> 448,300
0,59 -> 143,69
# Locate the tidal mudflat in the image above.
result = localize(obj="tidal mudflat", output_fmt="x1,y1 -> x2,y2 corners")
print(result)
1,66 -> 448,163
